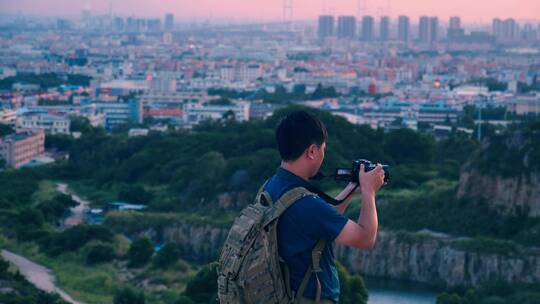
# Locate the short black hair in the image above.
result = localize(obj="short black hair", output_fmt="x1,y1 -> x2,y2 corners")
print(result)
275,111 -> 328,161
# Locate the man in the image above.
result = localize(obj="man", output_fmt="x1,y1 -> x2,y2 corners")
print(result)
264,110 -> 385,303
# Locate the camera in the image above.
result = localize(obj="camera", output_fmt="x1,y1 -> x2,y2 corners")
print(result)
334,159 -> 390,184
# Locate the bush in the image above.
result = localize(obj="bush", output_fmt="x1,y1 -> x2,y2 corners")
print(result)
183,263 -> 218,303
153,242 -> 181,268
127,237 -> 154,268
337,261 -> 368,304
40,225 -> 114,256
86,244 -> 115,265
114,287 -> 145,304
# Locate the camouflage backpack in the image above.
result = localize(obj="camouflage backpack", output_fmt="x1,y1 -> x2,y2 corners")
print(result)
217,181 -> 327,304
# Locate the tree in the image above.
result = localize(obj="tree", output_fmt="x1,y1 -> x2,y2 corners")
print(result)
114,287 -> 145,304
0,123 -> 14,137
127,237 -> 154,268
336,261 -> 368,304
153,242 -> 181,268
118,185 -> 153,204
86,244 -> 115,265
383,128 -> 435,164
293,84 -> 306,95
183,263 -> 218,303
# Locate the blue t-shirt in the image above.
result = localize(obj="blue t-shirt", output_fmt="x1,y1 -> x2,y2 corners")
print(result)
264,167 -> 348,303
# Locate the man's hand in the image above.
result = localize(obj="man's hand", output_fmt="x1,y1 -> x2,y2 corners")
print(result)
358,163 -> 385,196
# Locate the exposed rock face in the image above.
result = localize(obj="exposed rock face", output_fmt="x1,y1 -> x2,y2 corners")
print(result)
336,231 -> 540,288
130,219 -> 540,289
457,131 -> 540,218
458,170 -> 540,217
134,221 -> 229,262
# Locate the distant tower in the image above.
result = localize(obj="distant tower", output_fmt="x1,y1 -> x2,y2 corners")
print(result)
379,16 -> 390,41
429,16 -> 439,42
318,15 -> 335,41
337,16 -> 357,39
398,15 -> 410,42
361,15 -> 374,41
448,16 -> 464,41
165,13 -> 174,31
449,16 -> 461,30
419,16 -> 430,43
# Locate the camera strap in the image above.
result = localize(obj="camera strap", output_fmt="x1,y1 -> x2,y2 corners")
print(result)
304,182 -> 358,206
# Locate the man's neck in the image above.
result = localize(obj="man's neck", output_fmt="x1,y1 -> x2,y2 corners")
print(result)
281,161 -> 311,181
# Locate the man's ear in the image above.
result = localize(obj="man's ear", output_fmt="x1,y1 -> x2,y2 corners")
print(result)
306,144 -> 317,160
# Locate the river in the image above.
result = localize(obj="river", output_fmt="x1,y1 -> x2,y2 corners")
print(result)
366,277 -> 438,304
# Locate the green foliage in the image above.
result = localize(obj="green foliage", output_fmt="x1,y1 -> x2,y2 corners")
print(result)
86,244 -> 116,265
468,78 -> 507,92
182,263 -> 218,304
0,123 -> 14,137
38,99 -> 71,106
114,287 -> 145,304
117,184 -> 153,204
336,261 -> 368,304
153,242 -> 181,268
469,129 -> 540,178
439,281 -> 540,304
127,237 -> 154,268
37,194 -> 77,222
383,128 -> 435,164
69,116 -> 94,134
0,72 -> 91,90
45,134 -> 74,151
39,225 -> 114,256
437,292 -> 464,304
450,238 -> 518,255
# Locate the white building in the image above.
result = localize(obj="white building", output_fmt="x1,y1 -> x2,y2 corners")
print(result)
184,101 -> 250,125
506,95 -> 540,115
17,113 -> 71,135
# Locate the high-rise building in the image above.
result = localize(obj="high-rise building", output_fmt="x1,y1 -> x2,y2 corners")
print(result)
165,13 -> 174,31
449,16 -> 461,30
502,18 -> 517,41
380,16 -> 390,41
448,16 -> 464,41
419,16 -> 430,42
419,16 -> 438,43
337,16 -> 357,39
430,17 -> 439,42
318,15 -> 335,41
361,16 -> 374,41
398,15 -> 410,42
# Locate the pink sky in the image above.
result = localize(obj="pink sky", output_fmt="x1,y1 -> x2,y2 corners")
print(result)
1,0 -> 539,23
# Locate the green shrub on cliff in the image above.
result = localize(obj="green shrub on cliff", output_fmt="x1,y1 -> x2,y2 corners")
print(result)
127,237 -> 154,268
336,261 -> 368,304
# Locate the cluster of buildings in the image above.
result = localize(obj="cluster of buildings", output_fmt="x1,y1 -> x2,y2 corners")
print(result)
317,15 -> 540,49
0,12 -> 539,168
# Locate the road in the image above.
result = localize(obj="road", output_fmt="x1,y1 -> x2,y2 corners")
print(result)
1,249 -> 85,304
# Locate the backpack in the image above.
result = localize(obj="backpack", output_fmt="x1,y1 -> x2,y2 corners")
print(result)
217,181 -> 327,304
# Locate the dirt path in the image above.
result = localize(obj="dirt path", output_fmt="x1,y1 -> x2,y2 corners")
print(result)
56,182 -> 90,228
1,249 -> 85,304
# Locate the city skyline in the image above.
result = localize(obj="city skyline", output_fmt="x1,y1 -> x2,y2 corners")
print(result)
1,0 -> 540,24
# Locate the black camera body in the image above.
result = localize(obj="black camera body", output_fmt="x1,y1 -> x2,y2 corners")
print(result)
335,159 -> 390,184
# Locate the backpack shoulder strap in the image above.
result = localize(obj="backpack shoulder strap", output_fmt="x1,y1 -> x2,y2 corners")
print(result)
263,186 -> 313,226
295,239 -> 327,303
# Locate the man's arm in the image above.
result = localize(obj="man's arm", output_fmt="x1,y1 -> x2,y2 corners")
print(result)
333,182 -> 357,213
335,164 -> 384,249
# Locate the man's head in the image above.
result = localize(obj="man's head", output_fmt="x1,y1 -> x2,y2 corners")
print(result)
276,111 -> 328,177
